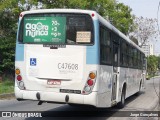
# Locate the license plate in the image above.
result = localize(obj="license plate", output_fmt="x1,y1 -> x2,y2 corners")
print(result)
60,89 -> 81,94
47,80 -> 61,85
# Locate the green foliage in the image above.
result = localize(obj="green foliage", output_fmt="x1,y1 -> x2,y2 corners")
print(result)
0,0 -> 20,75
0,79 -> 14,94
42,0 -> 134,34
147,55 -> 158,75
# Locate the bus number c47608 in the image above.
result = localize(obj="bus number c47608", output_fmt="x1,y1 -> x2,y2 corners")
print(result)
58,63 -> 78,70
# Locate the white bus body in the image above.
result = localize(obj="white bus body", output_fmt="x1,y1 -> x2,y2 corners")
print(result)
15,9 -> 146,108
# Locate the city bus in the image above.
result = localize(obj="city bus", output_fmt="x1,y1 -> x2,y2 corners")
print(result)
15,9 -> 146,108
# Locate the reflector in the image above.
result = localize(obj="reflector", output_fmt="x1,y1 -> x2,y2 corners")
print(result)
84,86 -> 91,92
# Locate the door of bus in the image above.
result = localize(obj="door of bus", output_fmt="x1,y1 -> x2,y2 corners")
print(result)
112,43 -> 119,101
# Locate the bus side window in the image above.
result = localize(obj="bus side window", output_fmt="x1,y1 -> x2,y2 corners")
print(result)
143,56 -> 147,70
120,40 -> 128,67
100,25 -> 112,65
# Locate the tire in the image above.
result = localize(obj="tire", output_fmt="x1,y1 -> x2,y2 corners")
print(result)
117,88 -> 125,109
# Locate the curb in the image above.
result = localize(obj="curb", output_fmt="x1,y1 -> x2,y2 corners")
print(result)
0,93 -> 15,99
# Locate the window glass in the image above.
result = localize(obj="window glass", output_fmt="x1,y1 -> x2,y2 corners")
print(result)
120,40 -> 128,67
18,13 -> 94,45
100,25 -> 112,65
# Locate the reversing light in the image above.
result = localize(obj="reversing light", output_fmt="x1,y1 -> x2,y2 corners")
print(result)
89,72 -> 96,79
19,81 -> 25,88
15,69 -> 20,75
84,86 -> 91,92
17,75 -> 22,81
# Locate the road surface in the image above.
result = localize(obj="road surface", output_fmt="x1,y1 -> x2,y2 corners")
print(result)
0,77 -> 159,120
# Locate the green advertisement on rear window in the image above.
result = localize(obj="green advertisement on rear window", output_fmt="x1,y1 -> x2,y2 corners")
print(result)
23,17 -> 66,43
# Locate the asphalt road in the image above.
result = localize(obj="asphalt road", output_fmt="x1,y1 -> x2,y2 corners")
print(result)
0,77 -> 159,120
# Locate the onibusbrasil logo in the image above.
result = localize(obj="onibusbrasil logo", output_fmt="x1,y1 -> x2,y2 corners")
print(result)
25,22 -> 49,37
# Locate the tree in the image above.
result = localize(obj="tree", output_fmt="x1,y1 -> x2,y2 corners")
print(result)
41,0 -> 135,34
0,0 -> 38,75
109,3 -> 135,35
0,0 -> 19,75
129,17 -> 158,47
147,55 -> 158,75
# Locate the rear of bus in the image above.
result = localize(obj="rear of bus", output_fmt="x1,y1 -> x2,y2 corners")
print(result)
15,9 -> 100,106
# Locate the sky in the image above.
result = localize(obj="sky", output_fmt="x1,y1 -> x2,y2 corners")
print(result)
118,0 -> 159,18
118,0 -> 160,55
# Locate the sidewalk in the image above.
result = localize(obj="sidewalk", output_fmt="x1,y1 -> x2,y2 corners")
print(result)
123,77 -> 159,111
0,93 -> 15,99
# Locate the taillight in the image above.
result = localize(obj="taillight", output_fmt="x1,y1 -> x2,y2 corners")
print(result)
17,75 -> 22,81
15,68 -> 25,90
82,71 -> 97,95
87,79 -> 93,86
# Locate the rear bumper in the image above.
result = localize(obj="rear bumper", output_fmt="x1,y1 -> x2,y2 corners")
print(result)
15,86 -> 97,106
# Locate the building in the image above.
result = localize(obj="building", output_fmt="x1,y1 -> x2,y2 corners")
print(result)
141,43 -> 154,57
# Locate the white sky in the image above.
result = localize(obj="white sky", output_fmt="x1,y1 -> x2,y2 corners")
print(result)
118,0 -> 160,54
118,0 -> 159,18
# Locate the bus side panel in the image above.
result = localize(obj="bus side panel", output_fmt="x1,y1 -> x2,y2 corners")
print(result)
87,19 -> 112,107
118,67 -> 127,101
118,67 -> 142,102
86,19 -> 111,107
96,65 -> 112,107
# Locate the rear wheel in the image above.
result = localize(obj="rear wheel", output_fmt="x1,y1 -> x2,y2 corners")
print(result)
117,87 -> 125,109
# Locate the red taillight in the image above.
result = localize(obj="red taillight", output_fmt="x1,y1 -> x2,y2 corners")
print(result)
17,75 -> 22,81
87,79 -> 93,86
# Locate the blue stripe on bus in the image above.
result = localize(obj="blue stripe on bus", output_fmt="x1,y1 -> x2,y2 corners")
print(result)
86,20 -> 100,64
15,20 -> 24,62
15,43 -> 24,61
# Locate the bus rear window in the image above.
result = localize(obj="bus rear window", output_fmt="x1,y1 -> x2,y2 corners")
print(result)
18,14 -> 94,45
